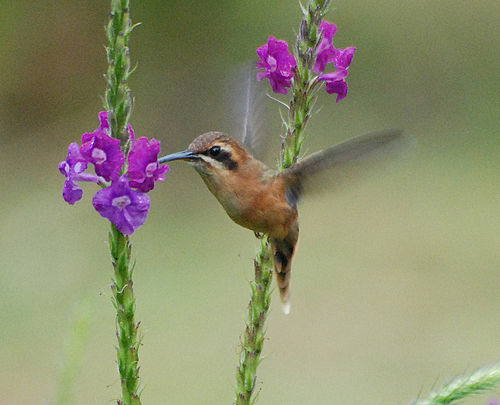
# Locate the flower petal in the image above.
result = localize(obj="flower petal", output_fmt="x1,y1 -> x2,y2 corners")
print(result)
318,69 -> 349,82
81,128 -> 124,181
92,176 -> 151,234
62,180 -> 83,205
326,79 -> 348,102
59,142 -> 91,204
314,20 -> 338,74
256,36 -> 296,95
335,47 -> 356,70
128,137 -> 169,192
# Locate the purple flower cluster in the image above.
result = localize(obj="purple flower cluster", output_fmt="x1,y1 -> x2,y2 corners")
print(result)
256,20 -> 356,102
59,111 -> 169,234
315,20 -> 356,102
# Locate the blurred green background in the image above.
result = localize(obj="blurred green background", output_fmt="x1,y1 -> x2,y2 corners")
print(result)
1,1 -> 499,404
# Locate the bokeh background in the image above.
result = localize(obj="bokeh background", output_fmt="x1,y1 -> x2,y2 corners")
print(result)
1,1 -> 499,404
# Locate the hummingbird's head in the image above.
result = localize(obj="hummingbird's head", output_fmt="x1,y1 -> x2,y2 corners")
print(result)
159,132 -> 250,176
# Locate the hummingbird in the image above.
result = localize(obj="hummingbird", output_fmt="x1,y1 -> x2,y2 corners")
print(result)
159,128 -> 407,314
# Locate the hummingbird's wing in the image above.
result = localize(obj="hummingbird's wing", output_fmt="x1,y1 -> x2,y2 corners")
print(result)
225,65 -> 277,161
283,129 -> 414,207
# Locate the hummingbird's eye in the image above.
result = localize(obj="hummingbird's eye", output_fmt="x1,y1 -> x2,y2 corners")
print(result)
209,145 -> 221,157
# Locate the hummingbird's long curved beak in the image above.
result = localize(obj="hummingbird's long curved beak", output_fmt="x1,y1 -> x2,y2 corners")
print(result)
158,150 -> 198,164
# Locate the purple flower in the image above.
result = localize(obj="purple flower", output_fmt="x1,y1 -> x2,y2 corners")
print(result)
314,20 -> 338,74
318,46 -> 355,102
318,70 -> 349,102
128,137 -> 169,192
314,21 -> 356,74
256,36 -> 297,94
334,46 -> 356,70
313,20 -> 356,102
59,142 -> 103,204
92,176 -> 151,235
80,112 -> 125,181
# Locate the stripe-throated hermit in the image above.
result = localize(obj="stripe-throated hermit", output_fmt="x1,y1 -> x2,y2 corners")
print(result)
159,129 -> 406,313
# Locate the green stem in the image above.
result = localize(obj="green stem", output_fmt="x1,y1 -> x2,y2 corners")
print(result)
105,0 -> 134,150
109,225 -> 141,405
281,0 -> 331,169
104,1 -> 141,403
235,238 -> 273,405
235,1 -> 331,403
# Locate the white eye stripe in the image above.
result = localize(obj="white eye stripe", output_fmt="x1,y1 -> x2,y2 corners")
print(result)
198,154 -> 226,170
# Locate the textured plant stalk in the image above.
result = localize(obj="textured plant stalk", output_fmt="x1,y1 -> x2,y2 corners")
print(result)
109,225 -> 141,404
105,0 -> 135,149
235,238 -> 273,404
281,0 -> 331,169
413,364 -> 500,405
104,1 -> 141,403
235,1 -> 331,404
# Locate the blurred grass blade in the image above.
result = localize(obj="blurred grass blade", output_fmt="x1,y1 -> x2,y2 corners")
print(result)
53,298 -> 93,405
414,363 -> 500,405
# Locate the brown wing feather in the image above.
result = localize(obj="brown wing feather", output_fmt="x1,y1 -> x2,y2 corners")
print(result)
282,129 -> 412,206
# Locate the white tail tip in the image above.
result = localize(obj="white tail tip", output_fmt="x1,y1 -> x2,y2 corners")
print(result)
281,301 -> 291,315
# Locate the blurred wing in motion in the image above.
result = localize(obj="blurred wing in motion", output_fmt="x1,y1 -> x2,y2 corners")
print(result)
282,129 -> 415,207
226,65 -> 273,159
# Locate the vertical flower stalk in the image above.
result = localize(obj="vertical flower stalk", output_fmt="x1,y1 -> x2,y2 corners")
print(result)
106,0 -> 135,148
59,2 -> 167,403
235,237 -> 273,405
110,224 -> 141,405
105,1 -> 141,404
236,0 -> 354,403
282,0 -> 332,168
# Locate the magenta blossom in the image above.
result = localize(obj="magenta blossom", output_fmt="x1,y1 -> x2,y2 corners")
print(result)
92,176 -> 151,235
319,69 -> 350,102
314,20 -> 338,74
60,110 -> 168,234
59,142 -> 103,204
314,20 -> 356,74
80,112 -> 124,181
313,20 -> 356,102
334,46 -> 356,70
256,36 -> 297,94
318,47 -> 355,102
128,137 -> 169,192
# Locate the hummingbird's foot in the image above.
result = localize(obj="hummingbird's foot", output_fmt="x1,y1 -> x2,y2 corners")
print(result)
254,232 -> 264,239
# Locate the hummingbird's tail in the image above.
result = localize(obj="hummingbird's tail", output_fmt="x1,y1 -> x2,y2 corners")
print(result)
270,223 -> 299,315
